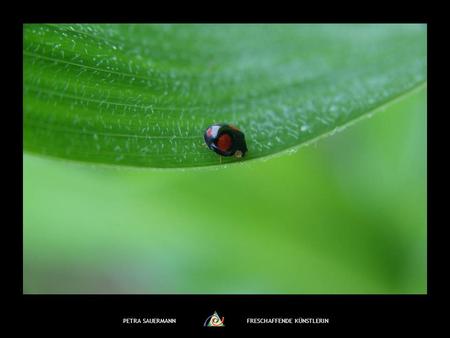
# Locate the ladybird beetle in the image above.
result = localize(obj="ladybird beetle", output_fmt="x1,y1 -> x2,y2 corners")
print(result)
204,123 -> 248,158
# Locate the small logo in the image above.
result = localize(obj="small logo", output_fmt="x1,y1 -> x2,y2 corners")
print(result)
204,311 -> 225,327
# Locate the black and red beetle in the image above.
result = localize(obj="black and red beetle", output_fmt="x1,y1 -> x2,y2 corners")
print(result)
204,123 -> 248,158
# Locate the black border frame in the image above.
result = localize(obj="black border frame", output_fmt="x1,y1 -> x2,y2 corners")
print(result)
14,15 -> 436,333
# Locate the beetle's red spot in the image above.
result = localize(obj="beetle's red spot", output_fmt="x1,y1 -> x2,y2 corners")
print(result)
216,133 -> 232,151
206,128 -> 213,137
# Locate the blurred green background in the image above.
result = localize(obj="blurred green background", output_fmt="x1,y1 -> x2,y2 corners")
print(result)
23,88 -> 426,294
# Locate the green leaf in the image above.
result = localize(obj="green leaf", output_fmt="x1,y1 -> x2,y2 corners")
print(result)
24,24 -> 426,168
